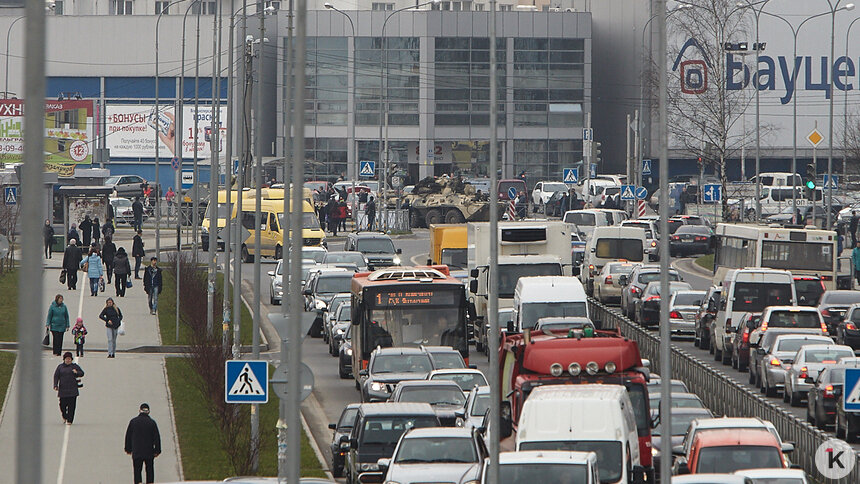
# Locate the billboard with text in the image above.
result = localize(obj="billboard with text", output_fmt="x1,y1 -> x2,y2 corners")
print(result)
106,104 -> 227,159
0,99 -> 94,164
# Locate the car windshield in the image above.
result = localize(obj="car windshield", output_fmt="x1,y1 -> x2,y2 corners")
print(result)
538,321 -> 594,331
112,199 -> 132,208
695,445 -> 783,474
394,436 -> 477,464
543,183 -> 568,192
302,249 -> 327,263
430,353 -> 465,369
826,369 -> 846,384
105,176 -> 121,185
822,292 -> 860,305
638,271 -> 680,285
371,354 -> 433,374
652,413 -> 709,436
497,463 -> 589,483
647,382 -> 688,394
338,408 -> 358,429
644,282 -> 691,297
359,416 -> 439,445
336,305 -> 352,321
356,238 -> 396,254
397,387 -> 466,406
431,372 -> 488,390
564,212 -> 596,226
470,394 -> 491,417
775,338 -> 828,353
315,274 -> 353,293
595,238 -> 644,261
518,440 -> 622,483
278,213 -> 321,230
673,293 -> 705,307
441,248 -> 467,269
767,310 -> 820,329
667,220 -> 684,234
795,279 -> 824,305
497,263 -> 562,298
520,302 -> 588,329
608,264 -> 636,274
805,348 -> 854,363
649,396 -> 704,411
733,283 -> 793,312
324,253 -> 365,266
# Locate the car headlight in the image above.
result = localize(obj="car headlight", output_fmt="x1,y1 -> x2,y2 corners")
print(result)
455,417 -> 465,427
336,328 -> 345,335
652,447 -> 661,457
360,463 -> 379,471
315,300 -> 327,310
346,348 -> 353,355
201,226 -> 208,234
370,382 -> 383,392
393,256 -> 401,265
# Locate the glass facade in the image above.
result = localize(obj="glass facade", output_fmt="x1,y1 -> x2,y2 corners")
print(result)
355,37 -> 420,126
305,138 -> 348,178
434,37 -> 506,126
513,139 -> 582,181
513,38 -> 585,127
306,37 -> 348,126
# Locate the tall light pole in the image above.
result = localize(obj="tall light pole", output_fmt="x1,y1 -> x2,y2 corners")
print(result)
827,1 -> 855,230
487,2 -> 500,484
3,15 -> 24,99
843,16 -> 860,196
324,2 -> 356,231
206,0 -> 222,338
378,0 -> 440,232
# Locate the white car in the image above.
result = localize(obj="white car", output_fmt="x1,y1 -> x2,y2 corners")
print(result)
783,343 -> 854,406
734,468 -> 809,484
594,261 -> 640,304
428,368 -> 488,391
531,181 -> 569,206
267,260 -> 284,305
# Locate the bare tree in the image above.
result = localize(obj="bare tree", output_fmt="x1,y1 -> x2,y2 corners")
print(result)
0,200 -> 20,273
841,108 -> 860,177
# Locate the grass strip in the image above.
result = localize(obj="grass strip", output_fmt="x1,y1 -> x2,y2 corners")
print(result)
695,254 -> 714,271
0,270 -> 17,341
0,351 -> 15,415
166,357 -> 325,479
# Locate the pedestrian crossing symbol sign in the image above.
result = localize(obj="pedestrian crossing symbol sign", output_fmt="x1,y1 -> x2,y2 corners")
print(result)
3,187 -> 16,206
359,160 -> 375,178
225,360 -> 269,404
620,185 -> 635,201
845,368 -> 860,411
563,168 -> 578,184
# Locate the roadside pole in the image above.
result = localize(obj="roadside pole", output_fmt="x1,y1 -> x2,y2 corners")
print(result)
233,5 -> 248,360
584,112 -> 591,191
633,109 -> 640,220
223,0 -> 235,352
487,1 -> 500,483
17,1 -> 46,481
626,113 -> 632,217
207,0 -> 221,338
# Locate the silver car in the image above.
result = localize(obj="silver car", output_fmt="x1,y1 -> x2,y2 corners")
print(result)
668,290 -> 706,337
377,427 -> 486,484
758,334 -> 833,398
783,343 -> 854,406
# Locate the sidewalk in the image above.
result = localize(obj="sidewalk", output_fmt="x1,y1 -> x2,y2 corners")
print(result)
0,266 -> 181,483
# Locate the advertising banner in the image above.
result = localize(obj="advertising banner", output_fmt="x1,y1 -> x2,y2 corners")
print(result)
0,99 -> 94,164
106,104 -> 227,159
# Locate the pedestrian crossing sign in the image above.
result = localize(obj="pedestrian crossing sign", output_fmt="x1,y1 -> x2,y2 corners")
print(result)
845,368 -> 860,411
563,168 -> 578,184
359,160 -> 375,178
3,187 -> 16,206
225,360 -> 269,404
620,185 -> 635,200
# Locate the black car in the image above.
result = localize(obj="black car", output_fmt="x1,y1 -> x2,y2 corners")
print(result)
344,403 -> 440,484
695,286 -> 721,351
339,325 -> 353,379
635,281 -> 693,327
389,380 -> 467,426
835,303 -> 860,350
669,225 -> 714,256
359,347 -> 436,402
807,366 -> 852,430
345,232 -> 402,269
795,275 -> 826,306
818,290 -> 860,334
730,312 -> 761,372
329,404 -> 360,477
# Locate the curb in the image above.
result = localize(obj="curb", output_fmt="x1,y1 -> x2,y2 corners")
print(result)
672,257 -> 714,277
0,342 -> 266,353
301,400 -> 335,480
0,353 -> 18,426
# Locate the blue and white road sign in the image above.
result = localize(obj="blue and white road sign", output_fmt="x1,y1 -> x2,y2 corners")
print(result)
845,368 -> 860,411
563,168 -> 579,184
590,163 -> 597,179
703,184 -> 722,203
507,187 -> 518,200
171,156 -> 180,170
583,128 -> 593,141
359,160 -> 376,178
620,185 -> 635,201
4,187 -> 16,206
642,159 -> 652,175
181,171 -> 194,190
824,174 -> 839,189
225,360 -> 269,404
635,186 -> 648,200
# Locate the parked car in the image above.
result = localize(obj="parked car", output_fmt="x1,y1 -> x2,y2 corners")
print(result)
359,347 -> 436,402
730,312 -> 761,372
376,427 -> 487,484
783,344 -> 854,406
635,281 -> 693,327
806,364 -> 860,429
389,380 -> 467,426
748,306 -> 829,348
673,429 -> 789,475
109,197 -> 147,225
669,225 -> 714,256
531,181 -> 569,206
328,404 -> 359,477
344,232 -> 402,269
818,290 -> 860,334
755,333 -> 834,398
619,264 -> 683,319
668,290 -> 707,338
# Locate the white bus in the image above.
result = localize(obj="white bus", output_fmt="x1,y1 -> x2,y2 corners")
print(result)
713,223 -> 837,290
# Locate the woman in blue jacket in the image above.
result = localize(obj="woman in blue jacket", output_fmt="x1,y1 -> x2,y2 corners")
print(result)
81,248 -> 104,297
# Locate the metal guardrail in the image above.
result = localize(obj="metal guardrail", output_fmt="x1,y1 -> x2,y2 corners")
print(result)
589,299 -> 859,484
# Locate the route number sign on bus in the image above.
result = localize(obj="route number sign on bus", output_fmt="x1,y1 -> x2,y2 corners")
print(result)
373,289 -> 458,307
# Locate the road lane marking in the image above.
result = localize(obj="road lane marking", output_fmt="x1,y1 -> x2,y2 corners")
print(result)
56,414 -> 71,484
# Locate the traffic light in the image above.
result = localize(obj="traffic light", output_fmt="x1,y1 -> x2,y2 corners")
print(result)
592,142 -> 602,165
805,163 -> 817,198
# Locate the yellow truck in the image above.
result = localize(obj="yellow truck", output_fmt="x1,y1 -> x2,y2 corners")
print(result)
429,224 -> 467,269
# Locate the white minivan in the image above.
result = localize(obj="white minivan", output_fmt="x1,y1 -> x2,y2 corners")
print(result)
511,276 -> 588,332
516,384 -> 645,484
581,226 -> 647,296
713,268 -> 796,364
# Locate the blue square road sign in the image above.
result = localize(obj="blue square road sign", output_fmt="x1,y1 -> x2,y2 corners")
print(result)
225,360 -> 269,404
703,184 -> 721,203
359,160 -> 376,178
845,368 -> 860,411
563,168 -> 578,184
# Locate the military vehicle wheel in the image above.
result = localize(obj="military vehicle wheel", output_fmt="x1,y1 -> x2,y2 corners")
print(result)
425,208 -> 443,226
445,209 -> 466,224
410,210 -> 424,228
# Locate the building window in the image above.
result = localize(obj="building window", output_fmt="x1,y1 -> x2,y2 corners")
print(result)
155,1 -> 169,14
434,37 -> 506,127
355,37 -> 420,126
499,4 -> 512,11
302,37 -> 349,127
474,3 -> 484,10
514,140 -> 581,180
111,0 -> 133,15
51,0 -> 64,15
513,37 -> 585,127
191,1 -> 217,14
372,2 -> 394,10
305,138 -> 348,178
267,1 -> 281,10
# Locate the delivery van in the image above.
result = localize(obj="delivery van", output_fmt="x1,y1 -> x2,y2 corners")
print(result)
511,276 -> 588,332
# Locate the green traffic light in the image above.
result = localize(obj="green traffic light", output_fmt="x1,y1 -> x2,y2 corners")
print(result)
806,180 -> 816,189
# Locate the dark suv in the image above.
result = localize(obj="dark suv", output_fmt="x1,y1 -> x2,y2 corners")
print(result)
345,232 -> 402,269
329,403 -> 359,477
344,402 -> 440,484
359,347 -> 435,402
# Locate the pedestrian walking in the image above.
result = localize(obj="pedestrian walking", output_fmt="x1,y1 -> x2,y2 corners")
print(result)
132,230 -> 145,279
338,199 -> 348,232
114,247 -> 132,297
165,187 -> 176,218
72,317 -> 87,357
366,196 -> 376,231
80,248 -> 104,297
106,201 -> 115,227
132,197 -> 144,232
327,196 -> 339,236
102,236 -> 116,284
46,294 -> 70,356
67,223 -> 79,245
43,219 -> 55,258
143,257 -> 163,315
62,240 -> 82,290
99,297 -> 122,358
850,211 -> 859,247
79,215 -> 92,247
124,402 -> 162,484
92,217 -> 101,247
53,352 -> 84,424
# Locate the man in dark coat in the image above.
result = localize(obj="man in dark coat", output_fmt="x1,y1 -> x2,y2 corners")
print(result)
143,257 -> 163,315
124,403 -> 161,484
327,197 -> 339,236
43,219 -> 55,258
102,236 -> 117,284
132,230 -> 145,279
67,223 -> 79,244
79,215 -> 92,247
62,240 -> 83,290
365,196 -> 376,231
850,210 -> 859,247
132,197 -> 144,232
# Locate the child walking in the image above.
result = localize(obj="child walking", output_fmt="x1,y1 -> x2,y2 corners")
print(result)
72,318 -> 87,357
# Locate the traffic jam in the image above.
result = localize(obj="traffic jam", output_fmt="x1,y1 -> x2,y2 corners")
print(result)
282,178 -> 860,484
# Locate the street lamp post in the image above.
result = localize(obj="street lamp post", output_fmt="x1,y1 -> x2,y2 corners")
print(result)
324,3 -> 356,231
827,1 -> 855,230
4,15 -> 24,99
378,0 -> 440,232
843,16 -> 860,199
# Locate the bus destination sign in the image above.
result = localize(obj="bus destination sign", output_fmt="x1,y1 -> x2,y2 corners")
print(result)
372,289 -> 458,307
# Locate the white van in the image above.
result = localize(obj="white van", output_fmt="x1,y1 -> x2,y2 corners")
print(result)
713,268 -> 796,363
511,276 -> 588,332
563,209 -> 612,240
516,384 -> 644,484
581,226 -> 647,296
483,451 -> 601,483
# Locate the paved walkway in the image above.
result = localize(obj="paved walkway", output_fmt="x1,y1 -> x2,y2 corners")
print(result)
0,265 -> 181,484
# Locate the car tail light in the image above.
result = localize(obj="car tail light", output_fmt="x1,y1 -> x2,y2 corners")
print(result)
742,331 -> 750,344
821,320 -> 829,334
644,296 -> 660,302
770,358 -> 781,366
605,275 -> 613,284
631,286 -> 641,296
670,311 -> 682,319
824,385 -> 835,398
694,236 -> 707,241
846,322 -> 857,330
821,275 -> 833,281
821,309 -> 831,317
799,366 -> 808,379
671,235 -> 680,241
